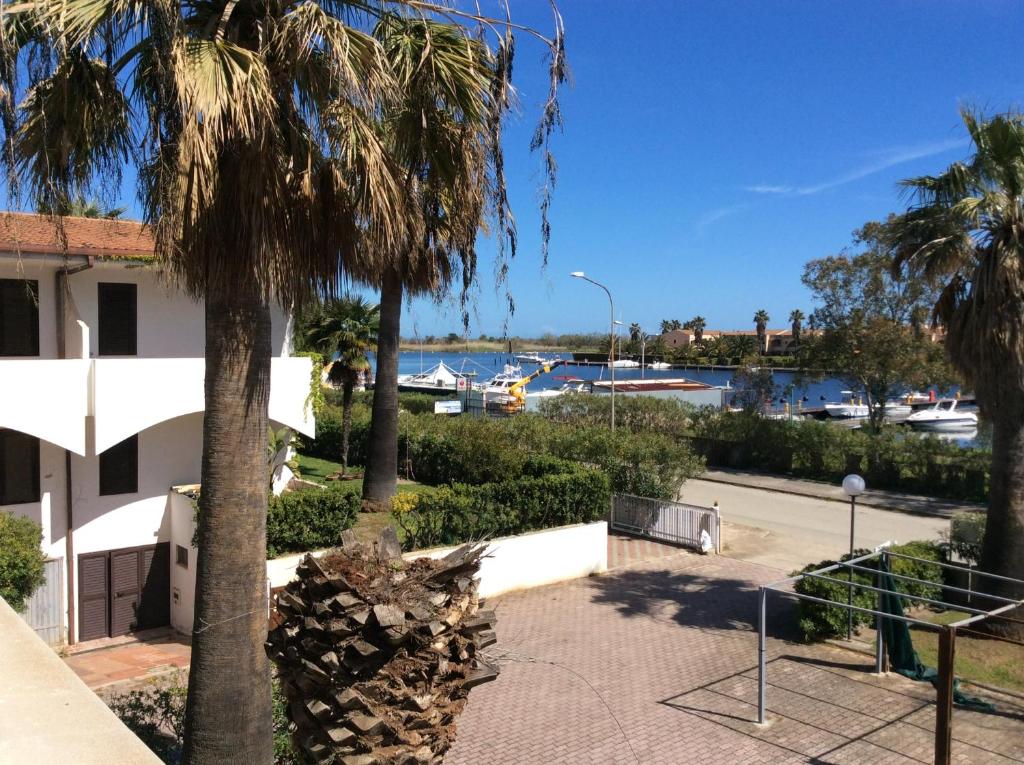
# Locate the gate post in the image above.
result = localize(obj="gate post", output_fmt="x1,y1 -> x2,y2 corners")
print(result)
934,627 -> 955,765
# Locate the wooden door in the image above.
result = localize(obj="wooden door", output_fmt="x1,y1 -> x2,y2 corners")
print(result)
78,553 -> 109,642
110,549 -> 142,636
136,544 -> 170,630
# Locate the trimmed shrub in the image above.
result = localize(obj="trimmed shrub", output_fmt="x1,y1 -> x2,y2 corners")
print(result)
0,512 -> 46,612
396,458 -> 611,551
266,484 -> 361,558
792,541 -> 945,642
108,674 -> 299,765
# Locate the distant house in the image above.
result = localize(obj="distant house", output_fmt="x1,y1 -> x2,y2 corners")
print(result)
0,213 -> 314,645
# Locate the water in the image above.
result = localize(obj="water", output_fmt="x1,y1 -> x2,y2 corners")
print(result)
375,350 -> 985,449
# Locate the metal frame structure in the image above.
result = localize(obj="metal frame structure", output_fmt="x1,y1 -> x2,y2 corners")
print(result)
757,546 -> 1024,765
610,494 -> 721,554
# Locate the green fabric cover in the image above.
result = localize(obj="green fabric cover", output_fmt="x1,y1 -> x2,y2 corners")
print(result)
876,555 -> 994,712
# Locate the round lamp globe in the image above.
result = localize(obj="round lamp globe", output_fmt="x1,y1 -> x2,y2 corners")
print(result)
842,474 -> 866,497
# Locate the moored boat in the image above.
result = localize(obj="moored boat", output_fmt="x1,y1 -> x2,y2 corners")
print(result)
905,399 -> 978,431
397,362 -> 472,394
824,391 -> 869,419
647,361 -> 671,370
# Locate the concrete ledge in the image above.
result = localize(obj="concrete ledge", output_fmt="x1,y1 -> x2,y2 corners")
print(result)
0,597 -> 160,764
267,521 -> 609,598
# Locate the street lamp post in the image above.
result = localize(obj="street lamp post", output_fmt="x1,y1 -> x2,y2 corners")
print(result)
842,473 -> 866,640
571,271 -> 615,431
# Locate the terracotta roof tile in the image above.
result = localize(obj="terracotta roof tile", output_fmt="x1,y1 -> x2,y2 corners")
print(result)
0,212 -> 154,259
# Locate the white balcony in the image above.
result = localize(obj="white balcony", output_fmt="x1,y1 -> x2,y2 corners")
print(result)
91,357 -> 315,453
0,360 -> 91,454
0,356 -> 314,455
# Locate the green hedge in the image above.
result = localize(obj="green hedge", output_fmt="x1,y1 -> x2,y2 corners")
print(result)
0,512 -> 46,612
792,541 -> 945,642
690,410 -> 989,502
266,484 -> 361,558
396,456 -> 611,550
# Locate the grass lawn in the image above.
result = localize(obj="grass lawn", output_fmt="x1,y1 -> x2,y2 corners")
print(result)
296,453 -> 435,545
907,610 -> 1024,694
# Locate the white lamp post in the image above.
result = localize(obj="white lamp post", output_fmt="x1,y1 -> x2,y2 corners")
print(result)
571,272 -> 616,431
842,473 -> 866,639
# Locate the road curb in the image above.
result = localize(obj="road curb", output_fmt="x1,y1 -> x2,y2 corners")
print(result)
696,471 -> 983,521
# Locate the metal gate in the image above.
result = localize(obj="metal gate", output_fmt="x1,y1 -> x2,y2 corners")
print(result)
23,558 -> 64,646
611,494 -> 720,553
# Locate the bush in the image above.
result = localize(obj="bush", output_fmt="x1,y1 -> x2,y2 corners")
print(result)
397,457 -> 611,550
299,402 -> 372,465
690,410 -> 990,502
108,674 -> 300,765
947,511 -> 985,565
266,484 -> 361,558
0,512 -> 46,612
792,541 -> 945,642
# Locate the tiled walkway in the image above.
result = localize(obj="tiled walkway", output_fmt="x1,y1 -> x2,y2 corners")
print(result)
446,552 -> 1024,765
65,631 -> 190,691
607,532 -> 694,569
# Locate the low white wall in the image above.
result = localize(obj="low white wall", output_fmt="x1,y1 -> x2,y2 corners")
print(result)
266,521 -> 609,598
168,489 -> 198,635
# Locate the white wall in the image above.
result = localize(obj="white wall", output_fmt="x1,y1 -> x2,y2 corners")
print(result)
266,521 -> 609,599
168,489 -> 197,635
0,360 -> 90,453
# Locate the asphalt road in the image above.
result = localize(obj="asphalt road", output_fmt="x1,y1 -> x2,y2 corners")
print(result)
679,478 -> 951,572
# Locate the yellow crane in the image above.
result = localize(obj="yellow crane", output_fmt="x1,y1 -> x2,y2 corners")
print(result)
503,359 -> 566,410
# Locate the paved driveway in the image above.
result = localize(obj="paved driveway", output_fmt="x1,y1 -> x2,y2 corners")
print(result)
447,551 -> 1024,765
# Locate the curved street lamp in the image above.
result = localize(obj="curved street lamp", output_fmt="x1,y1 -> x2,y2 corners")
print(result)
571,271 -> 615,431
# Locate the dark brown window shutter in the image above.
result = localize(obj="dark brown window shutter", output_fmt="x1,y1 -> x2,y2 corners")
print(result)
97,283 -> 137,356
99,434 -> 138,496
0,279 -> 40,356
0,429 -> 40,505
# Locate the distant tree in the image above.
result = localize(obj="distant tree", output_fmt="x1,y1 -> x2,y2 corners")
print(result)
730,363 -> 777,412
659,319 -> 682,334
753,310 -> 770,354
789,309 -> 805,343
629,323 -> 642,343
800,219 -> 952,431
725,334 -> 756,360
36,195 -> 126,219
300,297 -> 380,474
445,332 -> 460,344
684,315 -> 706,344
890,110 -> 1024,632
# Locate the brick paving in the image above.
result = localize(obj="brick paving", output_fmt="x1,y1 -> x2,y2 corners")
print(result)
447,551 -> 1024,765
608,532 -> 695,569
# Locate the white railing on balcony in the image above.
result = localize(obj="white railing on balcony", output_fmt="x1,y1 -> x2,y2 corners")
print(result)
0,360 -> 90,454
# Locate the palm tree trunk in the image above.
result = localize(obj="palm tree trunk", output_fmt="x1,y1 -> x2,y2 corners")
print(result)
363,271 -> 402,504
341,372 -> 355,475
980,409 -> 1024,639
182,284 -> 274,764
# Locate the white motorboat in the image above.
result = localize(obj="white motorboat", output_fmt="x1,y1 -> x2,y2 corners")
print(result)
647,361 -> 671,370
905,399 -> 978,432
397,362 -> 471,394
609,359 -> 641,369
526,377 -> 589,402
515,352 -> 558,365
824,391 -> 869,419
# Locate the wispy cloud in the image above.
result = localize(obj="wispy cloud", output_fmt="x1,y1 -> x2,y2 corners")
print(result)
696,205 -> 741,233
744,137 -> 967,197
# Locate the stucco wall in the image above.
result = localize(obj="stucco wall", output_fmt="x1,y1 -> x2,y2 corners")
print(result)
265,521 -> 609,599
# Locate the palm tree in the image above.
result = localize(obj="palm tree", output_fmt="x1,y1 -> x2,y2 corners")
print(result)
301,296 -> 380,474
659,319 -> 674,334
685,315 -> 707,344
360,14 -> 565,504
1,3 -> 561,762
753,309 -> 770,354
891,110 -> 1024,633
36,195 -> 125,218
629,322 -> 642,343
789,309 -> 805,343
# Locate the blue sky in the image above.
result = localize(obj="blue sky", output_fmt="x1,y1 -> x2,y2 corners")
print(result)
12,1 -> 1023,338
400,0 -> 1023,338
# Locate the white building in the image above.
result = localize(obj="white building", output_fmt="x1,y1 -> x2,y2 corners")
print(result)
0,213 -> 315,645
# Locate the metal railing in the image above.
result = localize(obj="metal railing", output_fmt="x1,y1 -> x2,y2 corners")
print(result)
610,494 -> 720,553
